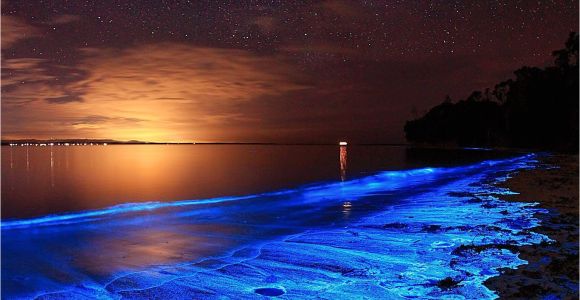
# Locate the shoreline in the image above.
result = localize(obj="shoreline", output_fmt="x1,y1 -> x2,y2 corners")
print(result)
485,154 -> 579,298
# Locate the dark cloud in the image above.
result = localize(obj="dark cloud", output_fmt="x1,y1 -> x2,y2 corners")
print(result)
71,115 -> 144,125
1,16 -> 38,48
45,94 -> 83,104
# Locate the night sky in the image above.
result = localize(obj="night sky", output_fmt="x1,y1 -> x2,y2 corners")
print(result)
2,1 -> 577,143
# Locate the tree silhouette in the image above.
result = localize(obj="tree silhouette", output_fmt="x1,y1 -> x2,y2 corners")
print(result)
405,32 -> 579,152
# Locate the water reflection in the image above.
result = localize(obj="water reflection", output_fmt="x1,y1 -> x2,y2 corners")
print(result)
73,223 -> 239,276
65,148 -> 69,170
339,146 -> 352,218
339,145 -> 347,181
1,145 -> 512,220
3,145 -> 359,219
26,146 -> 29,171
50,145 -> 54,188
342,201 -> 352,219
9,147 -> 13,169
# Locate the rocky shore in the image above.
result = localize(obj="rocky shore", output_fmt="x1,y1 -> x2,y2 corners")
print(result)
486,154 -> 579,299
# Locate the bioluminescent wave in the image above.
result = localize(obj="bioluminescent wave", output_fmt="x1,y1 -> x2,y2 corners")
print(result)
1,154 -> 531,230
2,154 -> 549,299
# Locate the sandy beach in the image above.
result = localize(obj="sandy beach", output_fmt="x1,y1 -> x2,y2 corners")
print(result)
486,154 -> 579,298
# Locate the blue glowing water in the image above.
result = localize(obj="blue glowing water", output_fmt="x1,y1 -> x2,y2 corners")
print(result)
1,154 -> 549,299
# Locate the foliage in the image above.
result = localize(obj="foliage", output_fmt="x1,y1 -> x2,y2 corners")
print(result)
405,32 -> 579,152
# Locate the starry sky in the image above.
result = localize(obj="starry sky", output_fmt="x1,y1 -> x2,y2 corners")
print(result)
2,1 -> 578,143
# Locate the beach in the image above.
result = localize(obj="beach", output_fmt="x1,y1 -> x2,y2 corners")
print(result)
486,154 -> 579,298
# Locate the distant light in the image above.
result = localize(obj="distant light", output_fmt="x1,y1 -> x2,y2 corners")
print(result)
103,143 -> 108,146
339,141 -> 348,146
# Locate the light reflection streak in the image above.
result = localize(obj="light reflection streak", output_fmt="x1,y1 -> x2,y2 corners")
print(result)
26,145 -> 29,171
50,145 -> 54,188
10,147 -> 14,169
339,145 -> 351,218
342,201 -> 352,219
65,147 -> 69,170
339,145 -> 347,181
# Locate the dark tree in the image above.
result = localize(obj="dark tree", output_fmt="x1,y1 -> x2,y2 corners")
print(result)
405,32 -> 579,152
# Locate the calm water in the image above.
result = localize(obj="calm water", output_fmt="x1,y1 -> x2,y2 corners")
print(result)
2,145 -> 514,219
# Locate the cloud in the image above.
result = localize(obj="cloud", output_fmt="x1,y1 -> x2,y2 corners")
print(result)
45,94 -> 84,104
1,16 -> 39,48
71,115 -> 144,125
1,58 -> 80,106
2,43 -> 312,141
70,115 -> 144,130
1,58 -> 53,86
74,44 -> 308,101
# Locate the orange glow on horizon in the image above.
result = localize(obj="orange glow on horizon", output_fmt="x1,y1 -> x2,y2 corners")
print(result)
2,44 -> 309,142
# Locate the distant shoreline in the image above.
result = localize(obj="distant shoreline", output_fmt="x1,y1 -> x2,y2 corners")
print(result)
6,141 -> 577,156
4,141 -> 570,154
0,140 -> 409,146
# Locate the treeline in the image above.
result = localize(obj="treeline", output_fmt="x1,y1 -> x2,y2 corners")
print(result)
405,32 -> 579,152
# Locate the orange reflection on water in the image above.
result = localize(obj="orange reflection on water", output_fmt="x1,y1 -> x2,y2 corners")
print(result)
2,145 -> 349,219
72,223 -> 240,276
339,145 -> 347,181
339,146 -> 351,218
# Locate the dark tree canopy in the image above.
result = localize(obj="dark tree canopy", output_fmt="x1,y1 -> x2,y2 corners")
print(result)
405,32 -> 579,152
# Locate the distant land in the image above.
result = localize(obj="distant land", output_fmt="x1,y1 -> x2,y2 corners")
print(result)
1,139 -> 187,146
0,139 -> 408,146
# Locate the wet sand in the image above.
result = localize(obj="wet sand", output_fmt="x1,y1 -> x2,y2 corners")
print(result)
486,154 -> 579,299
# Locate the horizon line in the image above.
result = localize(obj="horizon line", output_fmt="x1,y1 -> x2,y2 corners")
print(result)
0,138 -> 409,146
